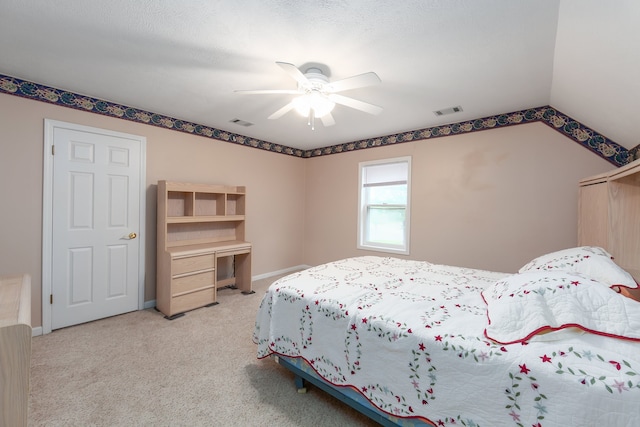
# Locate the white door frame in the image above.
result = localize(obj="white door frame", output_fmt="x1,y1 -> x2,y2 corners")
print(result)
42,119 -> 146,334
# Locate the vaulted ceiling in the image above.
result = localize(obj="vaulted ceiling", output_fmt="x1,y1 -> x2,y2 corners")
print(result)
0,1 -> 638,152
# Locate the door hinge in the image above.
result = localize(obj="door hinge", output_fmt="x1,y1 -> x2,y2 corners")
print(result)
51,145 -> 55,155
50,294 -> 53,304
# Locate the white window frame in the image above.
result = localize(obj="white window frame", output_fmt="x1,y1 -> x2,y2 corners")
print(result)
357,156 -> 411,255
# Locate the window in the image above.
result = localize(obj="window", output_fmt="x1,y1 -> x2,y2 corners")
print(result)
358,157 -> 411,254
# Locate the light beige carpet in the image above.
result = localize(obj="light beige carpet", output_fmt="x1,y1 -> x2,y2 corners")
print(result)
29,273 -> 378,426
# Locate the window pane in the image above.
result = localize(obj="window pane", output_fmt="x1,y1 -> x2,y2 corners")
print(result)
366,206 -> 405,246
366,184 -> 407,205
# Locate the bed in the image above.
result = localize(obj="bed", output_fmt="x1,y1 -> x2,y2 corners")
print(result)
253,249 -> 640,426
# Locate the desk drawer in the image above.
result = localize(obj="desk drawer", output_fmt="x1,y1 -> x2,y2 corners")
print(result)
171,287 -> 215,314
172,253 -> 215,276
216,247 -> 251,258
172,270 -> 215,295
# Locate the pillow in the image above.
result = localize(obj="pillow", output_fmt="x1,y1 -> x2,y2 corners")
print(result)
481,270 -> 640,344
518,246 -> 637,289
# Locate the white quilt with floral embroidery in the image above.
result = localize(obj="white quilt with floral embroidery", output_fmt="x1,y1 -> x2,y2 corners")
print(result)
253,256 -> 640,426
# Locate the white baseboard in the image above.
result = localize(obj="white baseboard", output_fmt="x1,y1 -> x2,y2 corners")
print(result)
141,265 -> 311,311
32,326 -> 43,337
251,264 -> 310,281
144,300 -> 157,310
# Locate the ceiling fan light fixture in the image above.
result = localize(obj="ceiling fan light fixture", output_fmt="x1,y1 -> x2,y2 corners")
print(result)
292,92 -> 335,118
236,61 -> 382,128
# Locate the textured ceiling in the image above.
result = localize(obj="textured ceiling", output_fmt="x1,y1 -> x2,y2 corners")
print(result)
1,0 -> 633,152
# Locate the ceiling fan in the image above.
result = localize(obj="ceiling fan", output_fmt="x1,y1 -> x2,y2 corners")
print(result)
235,62 -> 383,130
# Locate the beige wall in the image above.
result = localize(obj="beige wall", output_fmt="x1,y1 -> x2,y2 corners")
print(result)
0,92 -> 616,328
304,122 -> 613,273
0,93 -> 306,327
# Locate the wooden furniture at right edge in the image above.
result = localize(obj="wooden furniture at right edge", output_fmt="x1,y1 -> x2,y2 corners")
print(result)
578,157 -> 640,282
156,181 -> 253,319
0,274 -> 31,427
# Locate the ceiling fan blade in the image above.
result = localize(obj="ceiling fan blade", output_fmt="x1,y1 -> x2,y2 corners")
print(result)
268,101 -> 296,120
327,94 -> 383,115
327,72 -> 381,93
320,113 -> 336,127
234,89 -> 300,95
276,61 -> 309,86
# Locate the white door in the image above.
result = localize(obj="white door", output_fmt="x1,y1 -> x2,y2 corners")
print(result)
43,120 -> 146,331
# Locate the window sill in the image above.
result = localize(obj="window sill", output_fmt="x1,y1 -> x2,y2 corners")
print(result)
357,244 -> 409,256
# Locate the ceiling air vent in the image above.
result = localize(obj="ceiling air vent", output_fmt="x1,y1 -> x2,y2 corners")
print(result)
433,106 -> 463,116
230,118 -> 254,127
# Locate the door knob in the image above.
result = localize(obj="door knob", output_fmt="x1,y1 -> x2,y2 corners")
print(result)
129,232 -> 138,239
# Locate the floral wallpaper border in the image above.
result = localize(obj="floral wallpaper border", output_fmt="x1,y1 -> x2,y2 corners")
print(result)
0,73 -> 631,166
311,107 -> 631,167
